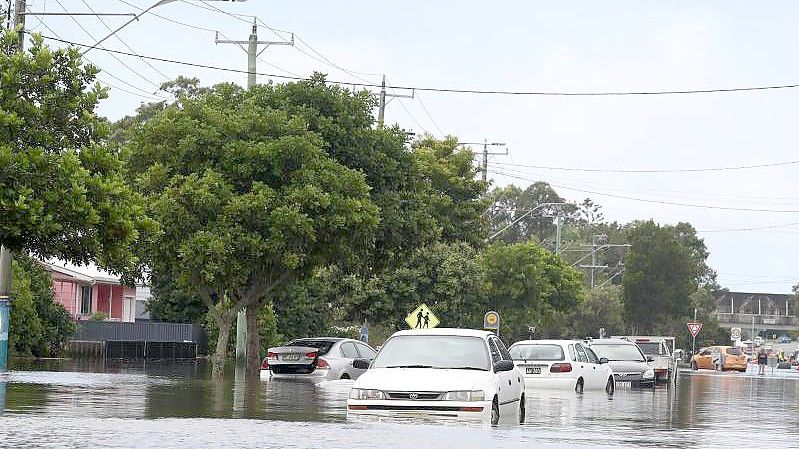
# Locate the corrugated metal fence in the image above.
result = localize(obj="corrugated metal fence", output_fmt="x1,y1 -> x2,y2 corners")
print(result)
71,321 -> 208,357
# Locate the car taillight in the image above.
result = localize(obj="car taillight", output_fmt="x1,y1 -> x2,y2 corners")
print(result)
261,358 -> 270,369
306,352 -> 318,358
316,358 -> 330,369
550,363 -> 572,373
267,352 -> 278,359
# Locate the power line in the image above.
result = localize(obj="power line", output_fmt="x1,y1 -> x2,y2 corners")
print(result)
492,170 -> 799,213
397,98 -> 429,135
36,33 -> 799,99
491,159 -> 799,173
115,0 -> 216,33
80,0 -> 172,82
415,91 -> 445,137
698,222 -> 799,233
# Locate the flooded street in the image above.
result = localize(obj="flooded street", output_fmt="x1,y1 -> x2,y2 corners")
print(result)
1,360 -> 798,448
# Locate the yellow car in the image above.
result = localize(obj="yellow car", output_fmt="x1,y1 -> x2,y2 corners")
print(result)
690,346 -> 747,372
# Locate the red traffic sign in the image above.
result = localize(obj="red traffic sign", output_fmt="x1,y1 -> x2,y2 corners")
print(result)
687,322 -> 703,338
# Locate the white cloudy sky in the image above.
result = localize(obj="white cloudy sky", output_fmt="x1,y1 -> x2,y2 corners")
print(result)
22,0 -> 799,293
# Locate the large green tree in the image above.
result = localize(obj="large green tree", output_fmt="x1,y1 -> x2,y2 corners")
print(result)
126,82 -> 379,376
0,32 -> 148,277
622,220 -> 700,333
481,242 -> 584,342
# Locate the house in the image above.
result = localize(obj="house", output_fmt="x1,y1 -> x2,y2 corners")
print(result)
42,262 -> 150,322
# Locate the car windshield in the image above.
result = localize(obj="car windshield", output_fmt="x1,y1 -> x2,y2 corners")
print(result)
288,339 -> 334,356
637,342 -> 661,355
371,335 -> 491,370
509,344 -> 564,361
590,344 -> 645,362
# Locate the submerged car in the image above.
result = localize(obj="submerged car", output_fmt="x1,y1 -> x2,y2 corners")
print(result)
508,339 -> 615,394
690,346 -> 747,372
261,337 -> 377,381
585,338 -> 655,388
346,328 -> 525,425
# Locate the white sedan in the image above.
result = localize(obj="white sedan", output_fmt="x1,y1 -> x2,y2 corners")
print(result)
508,339 -> 615,394
347,328 -> 525,425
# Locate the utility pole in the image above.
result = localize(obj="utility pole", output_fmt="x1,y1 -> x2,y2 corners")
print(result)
376,75 -> 414,128
457,140 -> 507,182
215,19 -> 294,90
215,20 -> 293,363
13,0 -> 25,49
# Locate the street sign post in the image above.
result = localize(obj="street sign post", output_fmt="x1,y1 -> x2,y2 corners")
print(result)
405,304 -> 440,329
483,311 -> 500,335
687,321 -> 703,357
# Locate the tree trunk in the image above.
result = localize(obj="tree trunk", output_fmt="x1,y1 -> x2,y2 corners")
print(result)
211,310 -> 235,380
245,300 -> 262,379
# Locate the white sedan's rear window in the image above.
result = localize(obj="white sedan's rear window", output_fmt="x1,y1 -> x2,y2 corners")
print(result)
510,344 -> 565,361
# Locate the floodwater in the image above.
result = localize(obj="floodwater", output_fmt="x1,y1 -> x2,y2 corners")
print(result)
1,359 -> 798,449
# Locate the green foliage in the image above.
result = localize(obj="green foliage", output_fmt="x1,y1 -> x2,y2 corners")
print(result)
622,220 -> 701,333
146,273 -> 205,324
485,183 -> 578,246
480,243 -> 584,342
0,31 -> 150,280
88,311 -> 108,321
552,285 -> 626,339
9,256 -> 74,357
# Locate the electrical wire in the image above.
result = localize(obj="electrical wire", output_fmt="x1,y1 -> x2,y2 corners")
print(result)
80,0 -> 172,82
415,91 -> 446,137
397,98 -> 429,135
116,0 -> 217,33
27,14 -> 165,101
35,33 -> 799,99
491,169 -> 799,213
698,222 -> 799,233
491,159 -> 799,173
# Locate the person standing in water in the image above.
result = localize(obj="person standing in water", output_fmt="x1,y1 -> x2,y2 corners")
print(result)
757,349 -> 768,375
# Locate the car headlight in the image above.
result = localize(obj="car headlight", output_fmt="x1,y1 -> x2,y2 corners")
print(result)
349,388 -> 385,400
443,390 -> 485,402
642,369 -> 655,379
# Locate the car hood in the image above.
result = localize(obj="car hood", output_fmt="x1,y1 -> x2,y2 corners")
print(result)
608,360 -> 647,374
353,368 -> 494,392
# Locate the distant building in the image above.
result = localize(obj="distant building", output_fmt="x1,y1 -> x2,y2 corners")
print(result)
715,291 -> 797,336
42,262 -> 150,323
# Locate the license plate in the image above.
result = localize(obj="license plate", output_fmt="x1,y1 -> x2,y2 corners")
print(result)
282,353 -> 301,361
526,367 -> 541,374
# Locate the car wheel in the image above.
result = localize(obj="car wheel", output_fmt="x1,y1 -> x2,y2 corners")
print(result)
491,397 -> 500,425
690,361 -> 698,370
575,378 -> 584,394
340,373 -> 350,380
518,395 -> 526,424
605,377 -> 615,395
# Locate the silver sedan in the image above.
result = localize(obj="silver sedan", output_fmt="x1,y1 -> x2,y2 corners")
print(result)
261,337 -> 377,381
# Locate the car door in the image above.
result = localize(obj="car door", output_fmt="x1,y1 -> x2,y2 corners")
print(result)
339,342 -> 360,378
493,337 -> 523,400
488,337 -> 513,406
584,346 -> 610,389
353,342 -> 377,377
574,343 -> 601,389
695,348 -> 711,369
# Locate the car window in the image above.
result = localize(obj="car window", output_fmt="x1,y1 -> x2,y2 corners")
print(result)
726,348 -> 741,356
510,344 -> 565,361
370,335 -> 491,370
568,344 -> 576,361
356,343 -> 377,359
590,343 -> 645,362
493,338 -> 513,361
637,342 -> 661,356
289,339 -> 335,356
575,344 -> 589,363
340,342 -> 359,359
584,347 -> 600,364
488,339 -> 503,364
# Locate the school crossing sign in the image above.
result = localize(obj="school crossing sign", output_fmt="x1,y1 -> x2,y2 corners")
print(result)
405,304 -> 440,329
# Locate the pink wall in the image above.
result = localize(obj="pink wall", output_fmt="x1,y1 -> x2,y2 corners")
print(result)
110,285 -> 123,319
53,281 -> 78,318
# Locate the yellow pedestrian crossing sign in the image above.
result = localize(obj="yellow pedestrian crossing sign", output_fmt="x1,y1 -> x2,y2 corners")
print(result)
405,304 -> 440,329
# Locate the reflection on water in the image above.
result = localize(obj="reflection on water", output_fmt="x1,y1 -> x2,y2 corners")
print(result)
0,359 -> 798,448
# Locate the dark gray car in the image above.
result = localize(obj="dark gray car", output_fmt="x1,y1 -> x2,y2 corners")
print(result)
585,339 -> 655,388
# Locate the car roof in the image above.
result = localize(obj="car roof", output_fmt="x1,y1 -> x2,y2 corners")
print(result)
510,339 -> 580,346
587,338 -> 637,345
390,328 -> 494,338
292,337 -> 345,342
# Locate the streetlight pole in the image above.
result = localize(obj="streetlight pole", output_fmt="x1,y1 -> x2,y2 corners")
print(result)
81,0 -> 248,56
487,202 -> 567,242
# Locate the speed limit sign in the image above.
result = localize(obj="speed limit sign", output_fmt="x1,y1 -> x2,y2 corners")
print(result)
730,327 -> 742,341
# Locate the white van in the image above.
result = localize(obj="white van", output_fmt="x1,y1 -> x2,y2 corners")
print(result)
612,336 -> 675,383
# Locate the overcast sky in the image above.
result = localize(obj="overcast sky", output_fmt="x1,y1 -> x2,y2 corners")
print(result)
24,0 -> 799,293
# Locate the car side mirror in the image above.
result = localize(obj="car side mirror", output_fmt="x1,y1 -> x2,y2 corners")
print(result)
352,359 -> 371,370
494,360 -> 515,372
599,358 -> 609,364
646,356 -> 655,363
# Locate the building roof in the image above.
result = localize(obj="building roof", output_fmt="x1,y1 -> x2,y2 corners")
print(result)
41,261 -> 121,285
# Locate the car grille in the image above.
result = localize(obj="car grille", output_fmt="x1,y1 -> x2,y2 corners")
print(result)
385,392 -> 443,401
